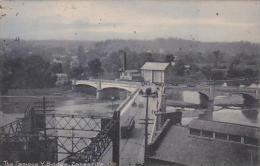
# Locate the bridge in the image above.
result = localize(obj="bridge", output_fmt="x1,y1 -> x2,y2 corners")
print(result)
73,79 -> 260,109
165,85 -> 260,108
73,79 -> 259,107
73,79 -> 141,99
2,78 -> 259,164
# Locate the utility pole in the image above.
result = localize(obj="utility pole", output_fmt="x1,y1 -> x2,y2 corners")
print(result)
112,110 -> 120,166
144,92 -> 149,159
139,88 -> 155,165
42,96 -> 48,153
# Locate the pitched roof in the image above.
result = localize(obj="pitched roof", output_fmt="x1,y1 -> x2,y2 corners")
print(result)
141,62 -> 169,71
189,119 -> 260,139
149,125 -> 260,166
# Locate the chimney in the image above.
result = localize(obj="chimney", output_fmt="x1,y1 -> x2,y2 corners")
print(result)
122,51 -> 127,72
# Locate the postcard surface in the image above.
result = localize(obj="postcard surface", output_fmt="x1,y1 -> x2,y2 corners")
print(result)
0,1 -> 259,166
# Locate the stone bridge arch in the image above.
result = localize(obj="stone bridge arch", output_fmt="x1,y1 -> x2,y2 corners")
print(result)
73,80 -> 100,90
75,83 -> 98,90
101,87 -> 131,100
238,93 -> 258,107
198,92 -> 211,109
73,80 -> 139,99
165,85 -> 260,109
74,84 -> 98,95
102,87 -> 131,93
100,83 -> 138,93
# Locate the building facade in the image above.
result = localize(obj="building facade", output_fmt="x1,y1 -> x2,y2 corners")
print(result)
55,73 -> 69,86
120,69 -> 142,81
146,113 -> 260,166
141,62 -> 171,84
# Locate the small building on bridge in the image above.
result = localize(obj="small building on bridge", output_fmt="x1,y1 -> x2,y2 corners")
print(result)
141,62 -> 171,84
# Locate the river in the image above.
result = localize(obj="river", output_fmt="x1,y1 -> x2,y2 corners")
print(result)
0,90 -> 123,162
0,91 -> 121,125
167,90 -> 260,127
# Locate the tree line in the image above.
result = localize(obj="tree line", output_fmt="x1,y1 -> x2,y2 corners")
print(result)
0,55 -> 57,94
74,46 -> 259,85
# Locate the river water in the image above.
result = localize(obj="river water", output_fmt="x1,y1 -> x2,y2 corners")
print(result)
1,88 -> 259,162
169,91 -> 260,127
1,89 -> 259,129
0,92 -> 120,125
0,91 -> 124,161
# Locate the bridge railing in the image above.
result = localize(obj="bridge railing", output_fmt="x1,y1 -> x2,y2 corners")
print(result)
116,88 -> 140,116
74,79 -> 142,86
165,85 -> 258,93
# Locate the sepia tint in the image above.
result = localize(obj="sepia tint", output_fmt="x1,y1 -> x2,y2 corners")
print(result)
0,1 -> 260,165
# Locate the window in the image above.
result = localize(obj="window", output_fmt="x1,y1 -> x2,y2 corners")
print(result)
201,130 -> 213,138
215,132 -> 228,140
190,128 -> 201,136
229,134 -> 241,143
244,137 -> 259,146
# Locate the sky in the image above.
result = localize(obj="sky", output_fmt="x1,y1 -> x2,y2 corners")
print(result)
0,0 -> 260,43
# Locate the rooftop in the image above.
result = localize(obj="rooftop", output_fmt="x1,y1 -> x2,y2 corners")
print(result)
211,108 -> 260,128
149,124 -> 260,166
141,62 -> 169,71
124,69 -> 140,73
189,119 -> 260,139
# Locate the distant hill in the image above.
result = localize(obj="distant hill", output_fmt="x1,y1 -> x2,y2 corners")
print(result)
1,38 -> 260,57
92,38 -> 260,56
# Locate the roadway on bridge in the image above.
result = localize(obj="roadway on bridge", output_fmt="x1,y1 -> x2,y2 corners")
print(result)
100,85 -> 159,165
119,86 -> 159,165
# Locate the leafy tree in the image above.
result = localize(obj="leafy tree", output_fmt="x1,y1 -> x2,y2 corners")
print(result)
212,50 -> 222,67
71,66 -> 84,79
140,51 -> 153,62
211,69 -> 226,81
77,45 -> 86,66
0,55 -> 57,91
51,63 -> 63,73
24,55 -> 56,88
102,51 -> 122,75
173,60 -> 185,76
243,68 -> 258,78
164,54 -> 174,63
87,58 -> 103,77
201,65 -> 213,80
0,55 -> 11,94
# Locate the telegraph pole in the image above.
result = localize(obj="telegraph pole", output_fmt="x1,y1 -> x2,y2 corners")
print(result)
144,92 -> 149,159
139,88 -> 155,164
43,96 -> 48,151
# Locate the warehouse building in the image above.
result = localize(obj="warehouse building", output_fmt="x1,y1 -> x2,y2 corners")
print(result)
146,113 -> 260,166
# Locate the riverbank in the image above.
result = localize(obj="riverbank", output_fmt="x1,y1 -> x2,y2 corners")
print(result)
0,88 -> 123,126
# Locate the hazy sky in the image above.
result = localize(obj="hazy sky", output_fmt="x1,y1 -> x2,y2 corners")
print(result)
1,1 -> 260,42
